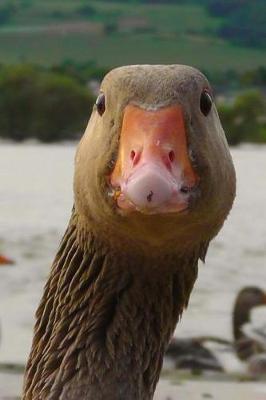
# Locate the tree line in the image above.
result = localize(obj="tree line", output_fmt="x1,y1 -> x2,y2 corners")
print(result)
0,65 -> 94,142
94,0 -> 266,49
207,0 -> 266,48
219,91 -> 266,145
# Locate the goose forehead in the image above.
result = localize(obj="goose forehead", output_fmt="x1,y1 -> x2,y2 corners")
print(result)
104,64 -> 205,81
101,64 -> 210,103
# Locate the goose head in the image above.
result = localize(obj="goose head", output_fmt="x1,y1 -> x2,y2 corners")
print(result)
74,65 -> 235,256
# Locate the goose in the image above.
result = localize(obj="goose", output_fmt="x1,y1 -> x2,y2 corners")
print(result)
165,287 -> 266,374
233,286 -> 266,361
22,65 -> 236,400
165,336 -> 227,372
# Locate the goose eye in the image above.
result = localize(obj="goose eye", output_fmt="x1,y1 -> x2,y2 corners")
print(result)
96,93 -> 105,116
200,90 -> 212,116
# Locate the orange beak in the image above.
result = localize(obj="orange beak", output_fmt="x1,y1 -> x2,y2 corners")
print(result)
110,104 -> 199,214
0,254 -> 14,266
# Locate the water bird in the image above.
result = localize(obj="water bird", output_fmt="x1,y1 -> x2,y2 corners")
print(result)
165,336 -> 228,372
233,286 -> 266,361
166,287 -> 266,375
22,65 -> 235,400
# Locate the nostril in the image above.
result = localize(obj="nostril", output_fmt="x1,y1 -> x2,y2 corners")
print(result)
130,150 -> 141,166
130,150 -> 136,161
168,150 -> 175,163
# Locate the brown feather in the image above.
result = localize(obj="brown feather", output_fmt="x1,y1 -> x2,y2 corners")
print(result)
22,65 -> 236,400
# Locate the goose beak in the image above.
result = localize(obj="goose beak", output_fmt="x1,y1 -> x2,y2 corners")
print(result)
110,104 -> 199,214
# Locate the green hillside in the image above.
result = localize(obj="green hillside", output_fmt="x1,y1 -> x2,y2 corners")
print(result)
0,0 -> 266,71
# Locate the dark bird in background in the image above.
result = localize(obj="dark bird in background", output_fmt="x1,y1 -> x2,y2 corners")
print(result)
166,286 -> 266,374
233,286 -> 266,361
22,65 -> 235,400
165,336 -> 229,372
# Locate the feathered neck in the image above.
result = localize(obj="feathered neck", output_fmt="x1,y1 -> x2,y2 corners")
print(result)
23,213 -> 200,400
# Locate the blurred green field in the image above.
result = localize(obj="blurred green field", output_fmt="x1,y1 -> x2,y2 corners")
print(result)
0,0 -> 265,71
2,31 -> 266,72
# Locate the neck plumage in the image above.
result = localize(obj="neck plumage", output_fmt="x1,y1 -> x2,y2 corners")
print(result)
23,213 -> 199,400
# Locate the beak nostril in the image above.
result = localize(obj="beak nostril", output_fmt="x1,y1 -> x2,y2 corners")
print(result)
130,150 -> 136,161
130,150 -> 141,166
130,150 -> 136,160
168,150 -> 175,163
